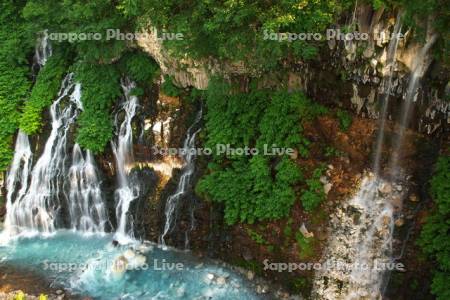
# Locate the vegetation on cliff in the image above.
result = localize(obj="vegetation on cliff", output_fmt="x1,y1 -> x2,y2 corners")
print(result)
196,79 -> 327,224
419,156 -> 450,300
20,52 -> 67,135
0,1 -> 33,171
0,0 -> 448,170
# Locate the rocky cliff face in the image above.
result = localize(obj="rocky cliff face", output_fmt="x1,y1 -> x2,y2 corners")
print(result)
131,5 -> 448,298
136,28 -> 248,90
136,5 -> 449,138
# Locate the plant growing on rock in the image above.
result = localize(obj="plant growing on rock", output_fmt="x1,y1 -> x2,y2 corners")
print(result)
197,78 -> 327,225
418,156 -> 450,300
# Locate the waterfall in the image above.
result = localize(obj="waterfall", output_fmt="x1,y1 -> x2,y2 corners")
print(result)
3,131 -> 33,236
3,32 -> 53,224
314,15 -> 437,300
2,35 -> 52,237
388,35 -> 438,178
112,79 -> 139,240
312,174 -> 402,299
372,15 -> 403,175
67,144 -> 108,233
4,74 -> 81,234
35,30 -> 52,68
160,107 -> 202,246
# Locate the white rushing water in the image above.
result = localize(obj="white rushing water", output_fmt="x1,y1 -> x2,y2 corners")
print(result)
3,31 -> 53,233
67,144 -> 108,233
314,15 -> 437,300
4,74 -> 81,235
313,174 -> 403,299
372,14 -> 403,175
3,131 -> 33,236
160,108 -> 202,246
2,36 -> 52,238
388,34 -> 438,178
35,30 -> 52,67
3,75 -> 109,239
112,79 -> 139,240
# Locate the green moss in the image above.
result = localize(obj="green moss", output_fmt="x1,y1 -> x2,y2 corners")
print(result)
336,109 -> 352,132
300,165 -> 326,212
295,232 -> 315,260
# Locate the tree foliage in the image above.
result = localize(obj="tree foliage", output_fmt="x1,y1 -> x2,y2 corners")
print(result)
136,0 -> 354,70
119,51 -> 160,85
0,0 -> 34,171
418,156 -> 450,300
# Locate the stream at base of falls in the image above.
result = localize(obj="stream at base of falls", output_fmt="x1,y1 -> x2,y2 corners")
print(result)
0,231 -> 265,300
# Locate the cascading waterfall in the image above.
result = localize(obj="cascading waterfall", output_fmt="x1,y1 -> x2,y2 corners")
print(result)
112,79 -> 139,240
2,131 -> 33,236
67,144 -> 108,233
372,15 -> 403,175
312,174 -> 402,299
2,32 -> 54,236
2,36 -> 52,238
4,74 -> 81,235
160,108 -> 202,246
35,30 -> 52,68
313,15 -> 437,300
388,34 -> 438,178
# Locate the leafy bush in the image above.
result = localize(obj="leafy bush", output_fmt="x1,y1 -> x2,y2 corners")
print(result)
160,75 -> 181,97
20,53 -> 67,134
246,228 -> 269,245
22,0 -> 131,63
119,51 -> 159,85
324,145 -> 343,158
197,79 -> 327,225
74,63 -> 121,153
418,156 -> 450,300
0,1 -> 34,171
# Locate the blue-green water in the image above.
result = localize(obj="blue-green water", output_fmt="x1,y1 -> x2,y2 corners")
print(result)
0,231 -> 261,299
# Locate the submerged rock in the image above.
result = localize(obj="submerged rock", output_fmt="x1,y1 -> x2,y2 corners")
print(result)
111,255 -> 128,279
246,271 -> 255,281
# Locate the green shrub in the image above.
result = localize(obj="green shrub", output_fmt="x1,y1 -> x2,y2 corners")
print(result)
160,75 -> 181,97
246,228 -> 268,245
22,0 -> 131,63
120,51 -> 159,85
74,63 -> 121,153
20,53 -> 67,134
324,145 -> 343,158
0,1 -> 34,171
137,0 -> 355,70
196,79 -> 329,225
418,156 -> 450,300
